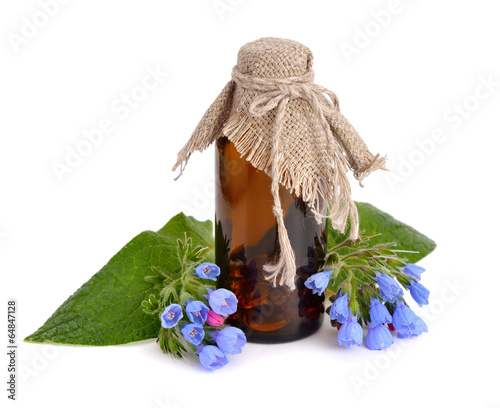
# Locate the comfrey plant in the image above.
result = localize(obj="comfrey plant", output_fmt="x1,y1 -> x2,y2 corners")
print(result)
305,234 -> 430,350
141,235 -> 246,370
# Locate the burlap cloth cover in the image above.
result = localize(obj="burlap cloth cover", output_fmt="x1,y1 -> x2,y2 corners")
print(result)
173,37 -> 386,289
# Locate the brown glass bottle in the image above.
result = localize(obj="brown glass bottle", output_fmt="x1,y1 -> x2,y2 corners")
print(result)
215,137 -> 326,343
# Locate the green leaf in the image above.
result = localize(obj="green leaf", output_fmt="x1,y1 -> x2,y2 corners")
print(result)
327,202 -> 436,263
25,213 -> 214,346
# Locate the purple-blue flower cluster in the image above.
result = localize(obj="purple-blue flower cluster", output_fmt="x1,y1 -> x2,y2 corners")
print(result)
158,262 -> 246,370
329,290 -> 428,350
316,263 -> 430,350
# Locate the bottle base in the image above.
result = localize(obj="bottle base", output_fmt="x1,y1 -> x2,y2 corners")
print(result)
234,314 -> 324,344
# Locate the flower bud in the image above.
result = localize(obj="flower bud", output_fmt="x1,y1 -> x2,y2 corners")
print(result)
206,310 -> 224,327
397,274 -> 412,287
349,298 -> 359,317
386,258 -> 407,268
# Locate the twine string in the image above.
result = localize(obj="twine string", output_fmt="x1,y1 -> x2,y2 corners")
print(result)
232,67 -> 339,119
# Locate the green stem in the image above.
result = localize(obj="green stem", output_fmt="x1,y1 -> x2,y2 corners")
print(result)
326,238 -> 356,255
340,249 -> 374,261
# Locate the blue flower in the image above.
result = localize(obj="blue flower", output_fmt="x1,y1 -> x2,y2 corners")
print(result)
369,298 -> 392,325
409,282 -> 430,307
330,291 -> 349,324
305,270 -> 333,295
208,288 -> 238,316
413,316 -> 428,336
366,323 -> 394,350
180,324 -> 205,346
393,300 -> 427,339
397,315 -> 428,339
195,262 -> 221,281
392,300 -> 417,332
376,273 -> 403,303
402,263 -> 425,281
197,345 -> 229,371
211,327 -> 247,355
185,300 -> 210,325
160,304 -> 183,329
338,312 -> 363,347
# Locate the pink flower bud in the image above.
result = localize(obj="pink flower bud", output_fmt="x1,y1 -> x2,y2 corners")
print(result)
206,310 -> 224,327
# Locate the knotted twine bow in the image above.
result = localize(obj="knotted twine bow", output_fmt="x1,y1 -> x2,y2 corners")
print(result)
173,37 -> 386,290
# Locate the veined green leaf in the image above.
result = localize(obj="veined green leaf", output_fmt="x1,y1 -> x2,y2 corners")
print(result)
25,213 -> 214,346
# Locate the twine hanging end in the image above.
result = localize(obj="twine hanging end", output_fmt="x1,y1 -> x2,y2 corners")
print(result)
262,200 -> 298,290
263,256 -> 297,290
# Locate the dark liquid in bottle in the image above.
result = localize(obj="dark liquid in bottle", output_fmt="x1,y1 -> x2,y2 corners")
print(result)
215,137 -> 326,343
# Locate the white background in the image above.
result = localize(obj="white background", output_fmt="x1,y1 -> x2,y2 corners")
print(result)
1,1 -> 499,407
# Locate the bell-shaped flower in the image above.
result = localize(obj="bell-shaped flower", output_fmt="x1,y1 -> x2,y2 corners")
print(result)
369,298 -> 392,325
397,315 -> 428,339
409,282 -> 430,307
393,300 -> 428,339
160,304 -> 183,329
392,300 -> 417,332
305,270 -> 333,295
402,263 -> 425,281
195,263 -> 221,281
413,316 -> 428,336
376,272 -> 403,303
366,323 -> 394,350
338,312 -> 363,347
197,345 -> 229,370
208,288 -> 238,316
329,291 -> 349,324
211,327 -> 247,355
180,324 -> 205,346
185,300 -> 210,325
